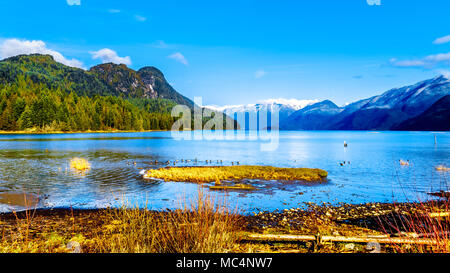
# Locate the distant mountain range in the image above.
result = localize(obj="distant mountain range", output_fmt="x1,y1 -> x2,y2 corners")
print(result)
322,75 -> 450,130
205,99 -> 318,129
210,75 -> 449,131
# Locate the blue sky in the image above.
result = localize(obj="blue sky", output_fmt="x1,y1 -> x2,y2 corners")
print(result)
0,0 -> 449,106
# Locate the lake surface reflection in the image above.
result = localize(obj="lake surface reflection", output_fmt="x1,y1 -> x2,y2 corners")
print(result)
0,131 -> 448,213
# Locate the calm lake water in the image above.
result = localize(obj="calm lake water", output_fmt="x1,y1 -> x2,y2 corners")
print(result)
0,131 -> 448,213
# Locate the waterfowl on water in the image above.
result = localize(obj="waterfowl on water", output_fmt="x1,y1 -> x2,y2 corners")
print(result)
344,141 -> 348,147
399,160 -> 410,166
435,165 -> 449,172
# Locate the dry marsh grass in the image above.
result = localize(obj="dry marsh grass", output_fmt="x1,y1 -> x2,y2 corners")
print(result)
144,165 -> 328,183
0,194 -> 79,253
92,190 -> 243,253
0,190 -> 242,253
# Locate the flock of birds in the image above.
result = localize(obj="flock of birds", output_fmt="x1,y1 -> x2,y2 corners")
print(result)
138,159 -> 242,176
399,160 -> 449,172
339,161 -> 351,166
143,159 -> 241,166
399,159 -> 410,166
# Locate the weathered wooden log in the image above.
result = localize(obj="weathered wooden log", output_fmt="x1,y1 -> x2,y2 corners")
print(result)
246,233 -> 439,245
428,211 -> 450,218
247,234 -> 316,242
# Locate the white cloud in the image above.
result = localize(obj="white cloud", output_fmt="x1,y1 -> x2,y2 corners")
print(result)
66,0 -> 81,6
134,15 -> 147,22
366,0 -> 381,5
424,52 -> 450,62
152,40 -> 169,49
389,58 -> 426,67
254,70 -> 268,79
433,35 -> 450,45
0,38 -> 84,68
168,52 -> 188,66
90,48 -> 132,65
390,52 -> 450,68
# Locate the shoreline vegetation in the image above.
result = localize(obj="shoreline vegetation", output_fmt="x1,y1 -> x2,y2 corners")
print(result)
0,129 -> 166,135
0,128 -> 245,135
1,195 -> 449,253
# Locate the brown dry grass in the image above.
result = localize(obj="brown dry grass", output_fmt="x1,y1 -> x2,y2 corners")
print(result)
90,189 -> 243,253
0,190 -> 242,253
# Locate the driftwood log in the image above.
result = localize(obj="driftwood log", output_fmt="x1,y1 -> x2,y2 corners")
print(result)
246,233 -> 440,245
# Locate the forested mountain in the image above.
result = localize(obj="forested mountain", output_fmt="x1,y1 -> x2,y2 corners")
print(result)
0,54 -> 193,104
137,66 -> 193,107
0,54 -> 223,132
89,63 -> 193,106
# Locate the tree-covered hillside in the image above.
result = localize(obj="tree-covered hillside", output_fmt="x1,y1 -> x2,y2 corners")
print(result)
0,54 -> 193,105
0,54 -> 185,131
0,54 -> 237,132
0,76 -> 176,131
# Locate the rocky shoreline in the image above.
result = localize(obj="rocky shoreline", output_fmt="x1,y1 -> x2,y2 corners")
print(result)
1,200 -> 448,253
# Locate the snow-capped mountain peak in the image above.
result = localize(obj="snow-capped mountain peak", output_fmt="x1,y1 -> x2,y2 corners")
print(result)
205,98 -> 317,113
440,72 -> 450,81
204,98 -> 318,128
256,98 -> 319,110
